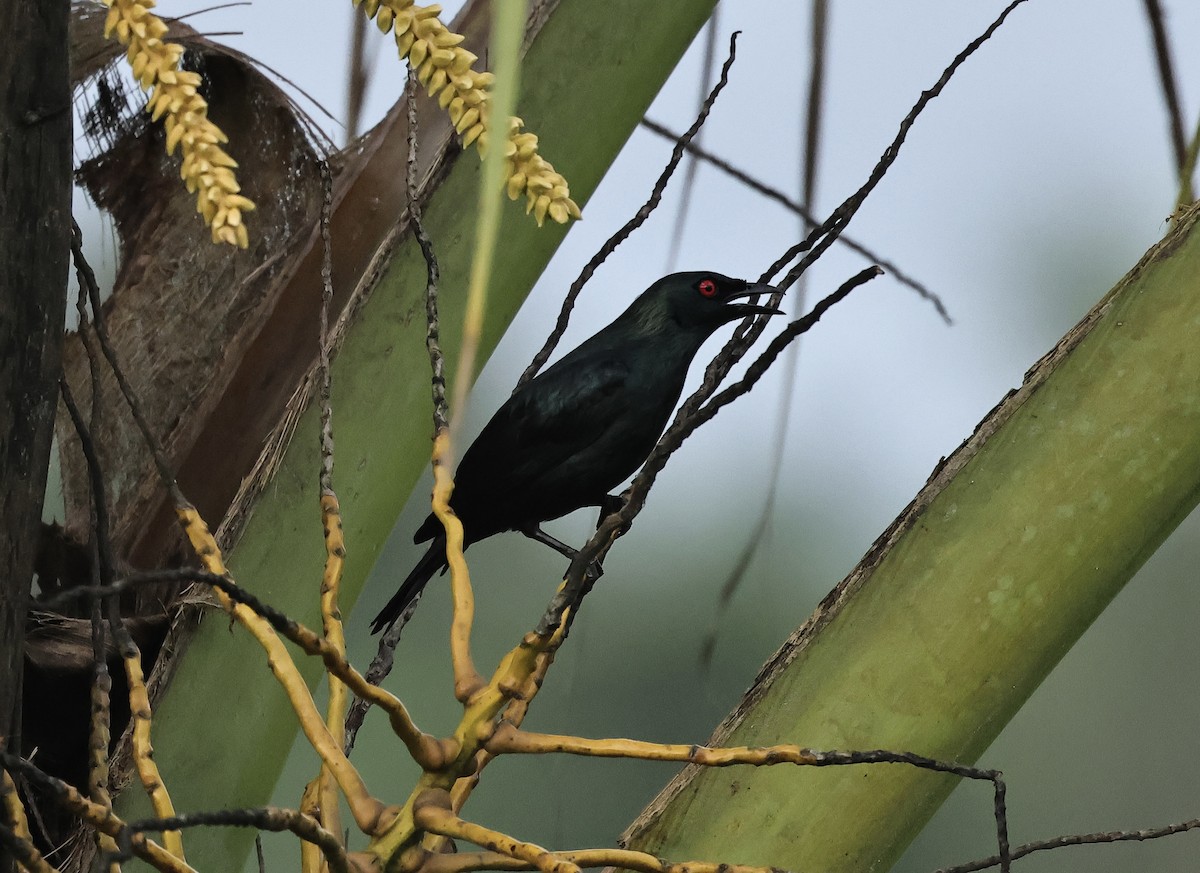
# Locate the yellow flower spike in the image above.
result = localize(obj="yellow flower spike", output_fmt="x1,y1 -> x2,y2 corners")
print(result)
103,0 -> 253,247
362,0 -> 579,227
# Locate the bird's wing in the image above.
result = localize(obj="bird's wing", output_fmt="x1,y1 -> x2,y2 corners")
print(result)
452,351 -> 632,498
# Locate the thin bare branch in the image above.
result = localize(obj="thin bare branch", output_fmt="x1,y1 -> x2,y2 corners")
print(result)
1141,0 -> 1187,173
935,816 -> 1200,873
317,159 -> 336,496
344,9 -> 370,144
639,118 -> 946,319
516,31 -> 743,390
663,9 -> 721,272
114,808 -> 348,873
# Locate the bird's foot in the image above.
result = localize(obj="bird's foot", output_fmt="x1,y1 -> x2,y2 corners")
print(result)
521,525 -> 579,561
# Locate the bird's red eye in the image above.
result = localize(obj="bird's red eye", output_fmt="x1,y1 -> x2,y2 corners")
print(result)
698,278 -> 718,298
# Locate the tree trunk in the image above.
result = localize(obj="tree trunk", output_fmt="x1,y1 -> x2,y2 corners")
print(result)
0,0 -> 72,866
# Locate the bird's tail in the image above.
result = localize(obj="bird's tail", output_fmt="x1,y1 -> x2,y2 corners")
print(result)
369,536 -> 446,634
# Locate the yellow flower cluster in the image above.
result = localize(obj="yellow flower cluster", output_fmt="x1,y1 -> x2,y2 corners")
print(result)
103,0 -> 255,248
358,0 -> 581,226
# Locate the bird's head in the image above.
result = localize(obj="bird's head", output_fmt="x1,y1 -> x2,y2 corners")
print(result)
627,271 -> 782,336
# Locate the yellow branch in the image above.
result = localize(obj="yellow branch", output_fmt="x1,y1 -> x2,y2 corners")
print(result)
365,630 -> 552,865
430,433 -> 483,700
412,791 -> 579,873
487,724 -> 824,768
424,849 -> 783,873
0,769 -> 32,845
299,779 -> 327,873
5,765 -> 193,873
174,504 -> 390,835
319,493 -> 349,852
121,647 -> 186,861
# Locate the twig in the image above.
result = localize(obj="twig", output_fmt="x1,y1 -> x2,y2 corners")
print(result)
801,0 -> 828,209
0,754 -> 188,873
69,253 -> 118,835
516,31 -> 743,390
344,8 -> 370,144
766,0 -> 1032,294
0,822 -> 57,873
639,118 -> 946,319
663,9 -> 721,272
69,221 -> 180,502
58,377 -> 187,862
934,816 -> 1200,873
702,0 -> 831,668
1141,0 -> 1187,174
113,808 -> 348,873
317,159 -> 336,497
413,793 -> 577,873
38,567 -> 233,610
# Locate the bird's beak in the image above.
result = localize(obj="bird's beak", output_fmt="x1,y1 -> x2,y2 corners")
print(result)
722,283 -> 783,318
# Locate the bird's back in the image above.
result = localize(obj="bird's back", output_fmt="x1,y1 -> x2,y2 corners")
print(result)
416,332 -> 694,544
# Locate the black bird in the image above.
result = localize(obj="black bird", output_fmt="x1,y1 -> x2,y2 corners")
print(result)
370,271 -> 779,633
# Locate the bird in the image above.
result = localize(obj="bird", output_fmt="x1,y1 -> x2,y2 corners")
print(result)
370,270 -> 780,633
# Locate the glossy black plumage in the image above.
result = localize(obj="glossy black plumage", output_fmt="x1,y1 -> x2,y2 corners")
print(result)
370,271 -> 778,633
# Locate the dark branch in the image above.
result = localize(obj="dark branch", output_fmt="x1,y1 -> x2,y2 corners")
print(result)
516,31 -> 743,389
344,72 -> 443,754
69,222 -> 182,503
663,10 -> 721,272
114,808 -> 348,873
935,816 -> 1200,873
317,159 -> 336,495
1141,0 -> 1187,173
639,118 -> 947,322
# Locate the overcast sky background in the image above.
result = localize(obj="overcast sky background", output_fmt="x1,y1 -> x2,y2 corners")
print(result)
72,0 -> 1200,870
